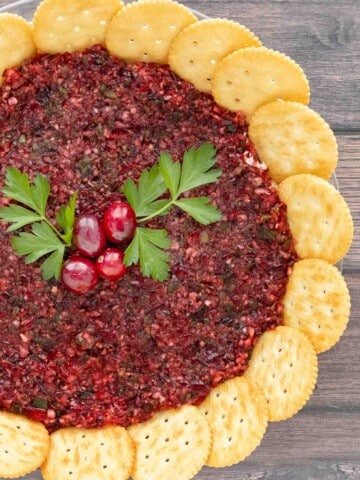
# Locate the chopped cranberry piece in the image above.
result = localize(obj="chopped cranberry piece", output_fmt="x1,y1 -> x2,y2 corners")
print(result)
73,214 -> 106,257
61,256 -> 98,294
96,247 -> 127,281
103,202 -> 137,243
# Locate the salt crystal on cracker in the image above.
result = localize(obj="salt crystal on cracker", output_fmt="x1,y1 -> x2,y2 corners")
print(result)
249,100 -> 338,183
33,0 -> 123,53
0,14 -> 36,85
278,174 -> 353,263
106,0 -> 197,64
41,426 -> 134,480
168,19 -> 261,92
283,258 -> 351,353
212,47 -> 310,120
245,326 -> 318,421
128,405 -> 210,480
0,411 -> 49,478
199,377 -> 268,467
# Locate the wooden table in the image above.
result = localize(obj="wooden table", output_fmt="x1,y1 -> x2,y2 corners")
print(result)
0,0 -> 359,479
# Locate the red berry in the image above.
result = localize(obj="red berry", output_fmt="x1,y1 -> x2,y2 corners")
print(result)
61,256 -> 98,294
103,202 -> 137,243
96,248 -> 127,281
73,214 -> 106,257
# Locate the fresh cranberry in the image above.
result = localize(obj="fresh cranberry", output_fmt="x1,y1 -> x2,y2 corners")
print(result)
61,256 -> 98,294
103,202 -> 137,243
73,214 -> 106,257
96,248 -> 127,281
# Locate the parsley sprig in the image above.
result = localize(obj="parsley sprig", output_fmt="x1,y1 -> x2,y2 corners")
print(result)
123,143 -> 222,281
0,167 -> 77,280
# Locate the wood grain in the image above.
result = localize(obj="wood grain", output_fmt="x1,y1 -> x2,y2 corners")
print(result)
0,0 -> 359,479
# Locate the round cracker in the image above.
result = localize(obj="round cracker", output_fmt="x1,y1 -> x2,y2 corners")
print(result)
249,100 -> 338,183
33,0 -> 123,54
41,425 -> 134,480
168,19 -> 261,93
0,14 -> 36,85
245,326 -> 318,421
199,377 -> 268,468
283,259 -> 351,353
106,0 -> 197,64
128,405 -> 211,480
278,174 -> 353,263
212,47 -> 310,120
0,411 -> 49,478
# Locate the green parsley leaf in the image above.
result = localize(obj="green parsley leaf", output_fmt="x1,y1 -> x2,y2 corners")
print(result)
177,142 -> 221,195
158,151 -> 181,198
2,167 -> 42,214
174,197 -> 223,225
124,227 -> 171,281
56,192 -> 78,244
0,167 -> 78,280
123,164 -> 167,217
0,204 -> 42,232
122,143 -> 222,282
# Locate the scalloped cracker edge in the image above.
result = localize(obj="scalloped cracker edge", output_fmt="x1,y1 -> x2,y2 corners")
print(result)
33,0 -> 123,53
106,0 -> 197,64
245,326 -> 318,422
249,100 -> 338,183
199,377 -> 268,468
283,259 -> 351,353
278,174 -> 353,263
168,18 -> 261,93
0,14 -> 36,85
212,47 -> 310,120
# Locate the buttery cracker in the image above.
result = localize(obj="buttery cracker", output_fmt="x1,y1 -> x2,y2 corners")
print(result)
283,259 -> 351,353
245,326 -> 318,421
106,0 -> 197,64
278,174 -> 353,263
199,377 -> 268,467
249,100 -> 338,183
168,19 -> 261,92
0,14 -> 36,85
212,47 -> 310,119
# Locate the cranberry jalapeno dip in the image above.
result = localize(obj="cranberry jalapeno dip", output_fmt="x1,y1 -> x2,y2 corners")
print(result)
0,45 -> 297,431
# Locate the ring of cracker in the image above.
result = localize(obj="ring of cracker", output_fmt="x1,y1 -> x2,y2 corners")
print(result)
245,326 -> 318,422
283,259 -> 351,353
0,14 -> 36,85
41,426 -> 134,480
199,377 -> 268,468
278,174 -> 353,263
33,0 -> 123,53
128,405 -> 211,480
249,100 -> 338,183
0,411 -> 49,478
168,19 -> 261,93
106,0 -> 197,64
212,47 -> 310,119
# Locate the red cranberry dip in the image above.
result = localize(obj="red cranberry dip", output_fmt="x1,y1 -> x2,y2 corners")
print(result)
0,45 -> 297,431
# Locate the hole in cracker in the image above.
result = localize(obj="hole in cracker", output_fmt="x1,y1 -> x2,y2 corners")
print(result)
74,26 -> 81,33
184,420 -> 189,425
207,78 -> 211,82
204,410 -> 208,415
185,440 -> 189,445
156,39 -> 162,44
165,458 -> 170,463
235,98 -> 240,103
57,15 -> 64,21
283,389 -> 287,394
169,24 -> 176,29
221,414 -> 226,419
233,396 -> 238,401
210,59 -> 216,65
290,363 -> 293,367
130,38 -> 135,42
100,20 -> 107,26
164,418 -> 169,423
143,24 -> 149,30
16,425 -> 21,429
227,80 -> 233,86
145,455 -> 150,460
193,40 -> 198,46
68,472 -> 73,476
189,60 -> 194,64
4,450 -> 9,454
165,437 -> 169,442
145,434 -> 150,439
216,393 -> 220,397
318,324 -> 321,329
82,434 -> 86,438
103,465 -> 108,469
66,448 -> 71,452
100,442 -> 104,446
228,437 -> 232,442
240,418 -> 244,423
